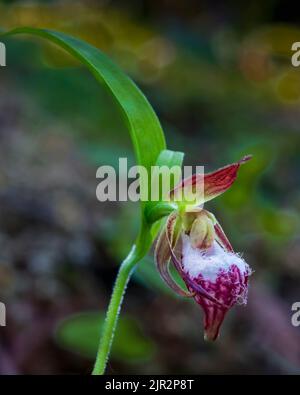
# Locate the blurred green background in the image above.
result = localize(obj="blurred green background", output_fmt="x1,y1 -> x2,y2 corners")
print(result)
0,0 -> 300,374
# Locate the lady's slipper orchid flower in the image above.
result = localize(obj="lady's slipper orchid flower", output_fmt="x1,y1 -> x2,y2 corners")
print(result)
155,156 -> 252,341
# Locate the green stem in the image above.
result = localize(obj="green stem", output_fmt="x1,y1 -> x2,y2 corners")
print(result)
92,245 -> 141,375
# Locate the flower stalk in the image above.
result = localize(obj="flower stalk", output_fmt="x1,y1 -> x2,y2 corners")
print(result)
92,245 -> 140,375
94,155 -> 253,374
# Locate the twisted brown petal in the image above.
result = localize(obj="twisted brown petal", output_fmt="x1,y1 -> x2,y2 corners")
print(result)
214,222 -> 234,252
155,213 -> 194,297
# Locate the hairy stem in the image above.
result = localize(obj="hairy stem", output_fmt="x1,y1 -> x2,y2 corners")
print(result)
92,245 -> 141,375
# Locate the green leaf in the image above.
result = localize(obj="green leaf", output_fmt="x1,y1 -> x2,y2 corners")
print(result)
144,149 -> 184,224
56,312 -> 156,363
0,27 -> 174,257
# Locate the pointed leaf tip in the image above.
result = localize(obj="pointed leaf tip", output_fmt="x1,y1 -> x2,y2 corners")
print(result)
239,154 -> 253,164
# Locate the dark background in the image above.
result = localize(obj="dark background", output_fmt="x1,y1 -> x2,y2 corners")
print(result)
0,0 -> 300,374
